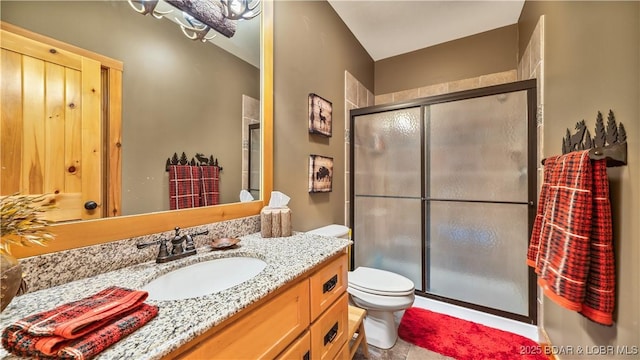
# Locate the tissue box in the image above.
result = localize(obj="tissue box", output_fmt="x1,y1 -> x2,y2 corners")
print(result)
261,207 -> 292,238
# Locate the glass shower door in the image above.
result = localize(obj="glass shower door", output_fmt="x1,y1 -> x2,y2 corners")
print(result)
352,107 -> 423,291
426,90 -> 530,316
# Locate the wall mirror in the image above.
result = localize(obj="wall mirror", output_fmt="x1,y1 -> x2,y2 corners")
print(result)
1,0 -> 273,258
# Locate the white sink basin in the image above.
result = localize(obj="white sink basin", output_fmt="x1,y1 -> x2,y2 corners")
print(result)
142,257 -> 267,301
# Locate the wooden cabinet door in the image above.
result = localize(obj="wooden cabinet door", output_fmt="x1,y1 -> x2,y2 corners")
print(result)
276,330 -> 311,360
177,280 -> 310,360
1,29 -> 102,221
309,253 -> 348,320
310,293 -> 348,360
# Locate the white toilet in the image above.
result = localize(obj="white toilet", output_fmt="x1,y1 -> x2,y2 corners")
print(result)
306,225 -> 416,350
347,267 -> 415,349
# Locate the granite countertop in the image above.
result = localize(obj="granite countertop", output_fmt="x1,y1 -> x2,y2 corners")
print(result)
0,232 -> 351,359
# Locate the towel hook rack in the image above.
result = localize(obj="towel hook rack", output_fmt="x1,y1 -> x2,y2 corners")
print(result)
542,110 -> 627,167
165,152 -> 223,171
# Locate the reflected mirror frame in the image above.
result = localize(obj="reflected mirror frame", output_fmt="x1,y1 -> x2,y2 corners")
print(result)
13,0 -> 274,259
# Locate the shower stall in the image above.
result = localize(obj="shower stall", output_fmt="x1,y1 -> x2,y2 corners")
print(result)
350,80 -> 537,323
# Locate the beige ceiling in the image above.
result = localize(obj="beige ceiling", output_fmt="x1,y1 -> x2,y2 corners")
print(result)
327,0 -> 525,61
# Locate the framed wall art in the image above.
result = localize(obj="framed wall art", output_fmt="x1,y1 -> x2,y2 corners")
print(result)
308,93 -> 332,137
308,154 -> 333,193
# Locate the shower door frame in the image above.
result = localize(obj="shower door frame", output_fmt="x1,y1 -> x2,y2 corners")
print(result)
349,79 -> 538,324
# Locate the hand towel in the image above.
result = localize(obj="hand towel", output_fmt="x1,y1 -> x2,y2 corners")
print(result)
3,304 -> 158,359
579,156 -> 615,325
1,287 -> 158,359
169,165 -> 201,210
200,165 -> 220,207
527,150 -> 615,325
18,287 -> 149,339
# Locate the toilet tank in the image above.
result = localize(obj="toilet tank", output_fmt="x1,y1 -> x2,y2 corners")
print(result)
306,224 -> 350,239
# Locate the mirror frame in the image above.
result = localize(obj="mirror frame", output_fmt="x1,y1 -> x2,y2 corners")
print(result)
13,1 -> 273,259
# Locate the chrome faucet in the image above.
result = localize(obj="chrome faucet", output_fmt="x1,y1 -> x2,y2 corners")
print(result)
137,227 -> 209,263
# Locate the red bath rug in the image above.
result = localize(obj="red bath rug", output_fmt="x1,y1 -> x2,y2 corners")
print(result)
398,307 -> 548,360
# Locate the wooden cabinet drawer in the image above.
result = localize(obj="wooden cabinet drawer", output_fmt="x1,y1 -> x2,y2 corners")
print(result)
310,292 -> 348,360
309,253 -> 347,320
178,280 -> 310,359
277,330 -> 311,360
335,341 -> 350,360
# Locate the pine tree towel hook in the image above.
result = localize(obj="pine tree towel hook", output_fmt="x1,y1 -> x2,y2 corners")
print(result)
542,110 -> 628,167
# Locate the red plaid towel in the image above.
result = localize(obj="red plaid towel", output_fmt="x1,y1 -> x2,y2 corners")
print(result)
169,165 -> 201,210
200,165 -> 220,207
528,151 -> 614,325
1,287 -> 158,359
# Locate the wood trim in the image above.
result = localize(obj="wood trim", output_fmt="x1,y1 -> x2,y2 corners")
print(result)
107,68 -> 123,217
261,0 -> 274,206
0,50 -> 23,194
0,21 -> 123,71
12,200 -> 264,258
80,57 -> 103,220
0,28 -> 81,70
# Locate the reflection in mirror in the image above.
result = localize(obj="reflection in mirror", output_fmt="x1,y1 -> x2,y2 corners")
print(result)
0,0 -> 261,219
248,123 -> 261,199
5,0 -> 272,260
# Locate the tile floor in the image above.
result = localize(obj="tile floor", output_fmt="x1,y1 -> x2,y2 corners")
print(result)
353,338 -> 454,360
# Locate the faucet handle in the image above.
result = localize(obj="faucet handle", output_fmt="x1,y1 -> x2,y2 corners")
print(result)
184,229 -> 208,251
191,229 -> 209,237
136,238 -> 170,262
136,238 -> 163,249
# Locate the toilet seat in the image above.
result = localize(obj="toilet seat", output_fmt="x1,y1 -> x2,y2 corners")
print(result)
347,286 -> 415,311
348,267 -> 415,296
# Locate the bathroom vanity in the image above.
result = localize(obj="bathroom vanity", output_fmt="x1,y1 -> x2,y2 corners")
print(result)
170,251 -> 349,359
0,232 -> 351,360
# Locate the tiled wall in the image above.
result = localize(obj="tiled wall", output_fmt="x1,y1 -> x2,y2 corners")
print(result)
344,71 -> 374,227
242,95 -> 261,192
374,70 -> 518,105
517,16 -> 546,333
18,216 -> 260,294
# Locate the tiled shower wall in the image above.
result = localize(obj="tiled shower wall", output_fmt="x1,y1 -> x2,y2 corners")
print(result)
344,72 -> 375,227
374,69 -> 518,105
242,95 -> 261,192
517,16 -> 546,333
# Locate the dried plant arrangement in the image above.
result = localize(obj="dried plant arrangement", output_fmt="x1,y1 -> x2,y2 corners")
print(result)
0,193 -> 55,255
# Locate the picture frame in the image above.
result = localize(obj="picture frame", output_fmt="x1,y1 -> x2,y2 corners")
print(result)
308,93 -> 332,137
308,154 -> 333,193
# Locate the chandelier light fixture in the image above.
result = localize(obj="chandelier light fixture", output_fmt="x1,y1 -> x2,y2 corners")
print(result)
127,0 -> 261,42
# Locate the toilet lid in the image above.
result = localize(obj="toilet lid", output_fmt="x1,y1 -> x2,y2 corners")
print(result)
348,267 -> 415,296
347,287 -> 415,311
